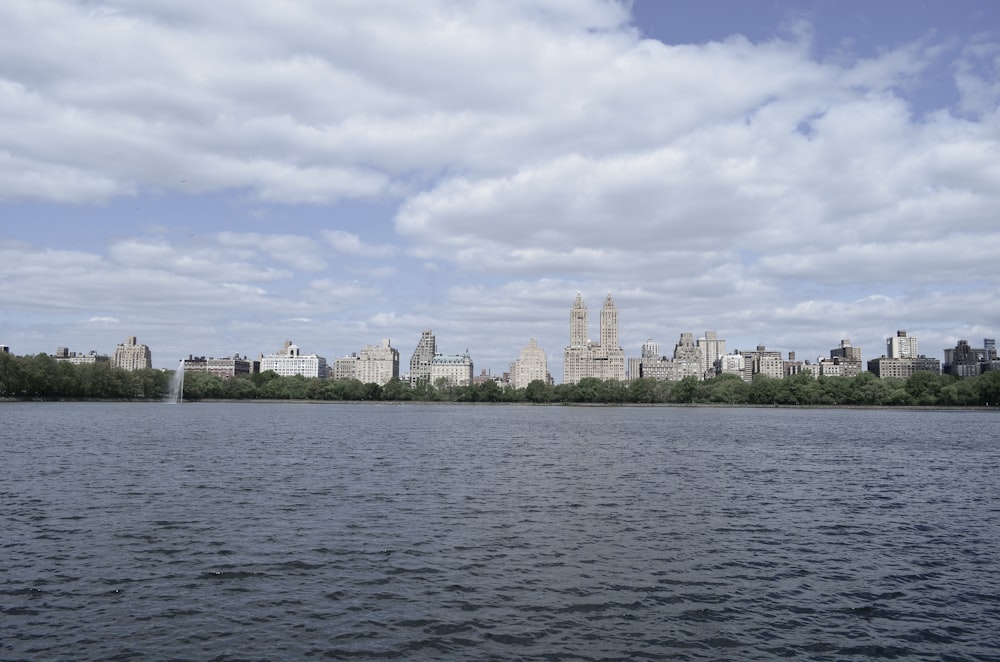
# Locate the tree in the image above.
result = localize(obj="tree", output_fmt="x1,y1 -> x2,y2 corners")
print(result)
906,371 -> 944,405
672,376 -> 701,404
524,379 -> 552,403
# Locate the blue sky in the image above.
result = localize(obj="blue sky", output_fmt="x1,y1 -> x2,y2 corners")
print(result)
2,0 -> 999,377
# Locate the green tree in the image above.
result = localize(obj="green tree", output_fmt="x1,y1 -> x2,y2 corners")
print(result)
524,379 -> 553,403
906,371 -> 944,405
977,371 -> 1000,406
672,376 -> 701,403
0,352 -> 22,397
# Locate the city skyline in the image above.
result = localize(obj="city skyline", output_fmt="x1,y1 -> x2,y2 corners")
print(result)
10,294 -> 996,384
2,1 -> 999,377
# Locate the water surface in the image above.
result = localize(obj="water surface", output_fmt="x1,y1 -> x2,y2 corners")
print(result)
2,403 -> 999,660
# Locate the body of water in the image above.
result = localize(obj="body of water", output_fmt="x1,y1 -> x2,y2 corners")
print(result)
2,402 -> 999,660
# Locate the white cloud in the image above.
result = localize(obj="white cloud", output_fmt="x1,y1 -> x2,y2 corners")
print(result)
320,230 -> 396,257
1,1 -> 998,372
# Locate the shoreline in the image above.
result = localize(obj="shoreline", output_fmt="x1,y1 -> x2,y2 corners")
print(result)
2,397 -> 995,411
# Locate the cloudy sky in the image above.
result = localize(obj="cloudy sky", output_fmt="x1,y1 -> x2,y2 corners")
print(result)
2,0 -> 999,378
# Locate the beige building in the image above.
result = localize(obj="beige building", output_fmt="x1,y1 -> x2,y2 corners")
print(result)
332,354 -> 360,381
430,352 -> 474,387
510,338 -> 548,389
357,339 -> 399,386
113,336 -> 152,371
563,292 -> 626,384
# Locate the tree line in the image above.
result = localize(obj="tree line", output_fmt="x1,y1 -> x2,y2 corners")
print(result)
3,352 -> 1000,406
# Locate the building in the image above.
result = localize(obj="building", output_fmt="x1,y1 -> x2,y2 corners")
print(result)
183,355 -> 253,378
510,338 -> 548,389
332,353 -> 360,381
260,340 -> 328,378
744,345 -> 784,380
641,333 -> 704,381
867,356 -> 941,379
887,330 -> 918,359
53,347 -> 110,365
831,339 -> 862,362
697,331 -> 725,380
820,341 -> 863,377
357,339 -> 399,386
563,292 -> 626,384
716,353 -> 748,381
113,336 -> 152,371
409,330 -> 437,387
944,339 -> 985,378
430,351 -> 474,387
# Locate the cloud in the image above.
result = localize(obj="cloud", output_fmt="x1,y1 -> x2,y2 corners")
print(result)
320,230 -> 396,257
1,1 -> 997,372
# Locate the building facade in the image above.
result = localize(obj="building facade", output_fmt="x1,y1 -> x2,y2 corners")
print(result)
563,292 -> 626,384
358,339 -> 400,386
868,356 -> 941,379
54,347 -> 110,365
697,331 -> 725,380
409,330 -> 437,387
510,338 -> 548,389
183,355 -> 253,378
260,340 -> 328,378
887,330 -> 918,359
430,352 -> 474,387
113,336 -> 152,371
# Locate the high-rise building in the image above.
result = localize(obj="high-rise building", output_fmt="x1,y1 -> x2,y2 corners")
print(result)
113,336 -> 152,371
563,292 -> 625,384
887,330 -> 918,359
358,339 -> 399,386
944,339 -> 984,377
510,338 -> 548,389
697,331 -> 725,379
831,339 -> 862,362
409,330 -> 436,387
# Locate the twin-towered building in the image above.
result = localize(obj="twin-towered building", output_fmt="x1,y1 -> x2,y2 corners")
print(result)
563,292 -> 626,384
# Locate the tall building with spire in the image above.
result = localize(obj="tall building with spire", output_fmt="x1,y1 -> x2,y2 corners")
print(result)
563,292 -> 625,384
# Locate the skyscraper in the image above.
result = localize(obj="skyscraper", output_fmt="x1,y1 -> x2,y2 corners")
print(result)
113,336 -> 152,371
511,338 -> 548,389
563,292 -> 625,384
887,330 -> 918,359
409,330 -> 436,387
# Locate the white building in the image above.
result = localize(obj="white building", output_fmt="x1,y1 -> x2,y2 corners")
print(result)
260,340 -> 328,378
563,292 -> 626,384
887,330 -> 918,359
510,338 -> 548,389
430,352 -> 474,387
358,339 -> 399,386
54,348 -> 110,365
113,336 -> 152,371
716,353 -> 749,381
697,331 -> 726,380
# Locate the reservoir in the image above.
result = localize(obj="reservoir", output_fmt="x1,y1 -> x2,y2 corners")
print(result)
2,402 -> 999,660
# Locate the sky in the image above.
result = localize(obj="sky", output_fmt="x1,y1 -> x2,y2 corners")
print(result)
2,0 -> 999,378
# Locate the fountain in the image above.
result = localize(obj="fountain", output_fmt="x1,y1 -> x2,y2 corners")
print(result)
167,359 -> 184,403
